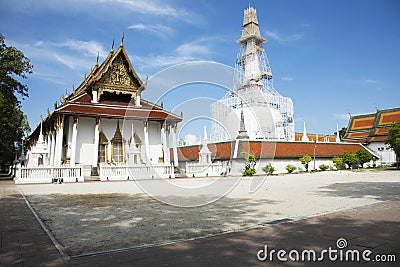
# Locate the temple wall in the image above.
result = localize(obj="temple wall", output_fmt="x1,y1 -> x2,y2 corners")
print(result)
367,142 -> 396,166
75,117 -> 96,164
228,158 -> 337,175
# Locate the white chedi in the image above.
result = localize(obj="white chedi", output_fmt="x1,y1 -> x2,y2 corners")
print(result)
225,105 -> 285,140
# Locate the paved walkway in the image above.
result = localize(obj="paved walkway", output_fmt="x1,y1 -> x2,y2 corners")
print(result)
1,179 -> 399,266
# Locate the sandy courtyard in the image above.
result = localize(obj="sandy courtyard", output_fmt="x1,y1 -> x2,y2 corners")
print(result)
18,170 -> 400,256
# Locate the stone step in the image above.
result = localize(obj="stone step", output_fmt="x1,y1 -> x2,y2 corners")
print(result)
84,176 -> 101,182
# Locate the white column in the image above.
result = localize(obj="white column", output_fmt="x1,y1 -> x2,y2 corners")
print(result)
92,90 -> 98,103
161,122 -> 169,164
172,123 -> 178,167
50,131 -> 56,166
70,117 -> 78,166
93,118 -> 100,166
144,121 -> 150,165
46,134 -> 51,166
107,141 -> 112,163
136,94 -> 141,107
54,122 -> 64,167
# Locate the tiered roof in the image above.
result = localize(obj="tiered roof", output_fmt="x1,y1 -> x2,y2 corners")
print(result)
27,38 -> 182,147
343,108 -> 400,143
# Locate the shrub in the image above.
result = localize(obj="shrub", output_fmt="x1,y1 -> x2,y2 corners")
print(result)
332,156 -> 343,170
243,168 -> 256,176
319,164 -> 329,171
242,153 -> 256,176
286,164 -> 297,174
299,155 -> 312,172
262,163 -> 275,175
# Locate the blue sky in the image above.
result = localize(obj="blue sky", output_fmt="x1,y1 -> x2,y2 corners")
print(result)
1,0 -> 399,138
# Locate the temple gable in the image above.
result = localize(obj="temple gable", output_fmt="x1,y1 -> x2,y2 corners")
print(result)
95,54 -> 140,102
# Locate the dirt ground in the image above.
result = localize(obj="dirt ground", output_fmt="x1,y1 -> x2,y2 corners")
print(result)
21,170 -> 400,256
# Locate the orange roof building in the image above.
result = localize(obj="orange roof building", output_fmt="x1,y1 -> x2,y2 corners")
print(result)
342,107 -> 400,165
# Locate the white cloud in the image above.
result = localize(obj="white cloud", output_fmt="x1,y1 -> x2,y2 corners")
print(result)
101,0 -> 178,17
365,79 -> 378,84
133,54 -> 197,70
52,40 -> 107,58
132,38 -> 213,70
281,76 -> 293,81
128,23 -> 174,37
266,30 -> 303,42
184,134 -> 198,145
176,43 -> 210,57
54,53 -> 93,71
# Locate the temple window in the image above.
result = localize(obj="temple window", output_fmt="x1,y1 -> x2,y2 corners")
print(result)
98,131 -> 108,163
112,142 -> 123,163
111,121 -> 125,163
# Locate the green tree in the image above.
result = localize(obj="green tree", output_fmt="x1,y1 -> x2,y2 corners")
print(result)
332,156 -> 343,170
356,149 -> 373,168
242,153 -> 256,176
342,152 -> 359,169
0,34 -> 32,168
386,121 -> 400,169
299,155 -> 312,172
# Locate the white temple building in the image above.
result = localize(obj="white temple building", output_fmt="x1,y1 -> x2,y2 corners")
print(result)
17,38 -> 181,183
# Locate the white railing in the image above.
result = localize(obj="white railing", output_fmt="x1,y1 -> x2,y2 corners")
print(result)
18,166 -> 82,179
99,163 -> 175,180
15,166 -> 83,184
185,162 -> 224,177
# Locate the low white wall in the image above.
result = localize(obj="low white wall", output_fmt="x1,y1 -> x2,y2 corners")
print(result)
228,158 -> 336,175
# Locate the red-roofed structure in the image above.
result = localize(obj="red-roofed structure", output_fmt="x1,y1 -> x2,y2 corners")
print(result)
343,107 -> 400,165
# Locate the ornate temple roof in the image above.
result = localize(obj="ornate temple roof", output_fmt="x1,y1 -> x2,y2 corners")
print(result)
343,107 -> 400,143
27,36 -> 182,147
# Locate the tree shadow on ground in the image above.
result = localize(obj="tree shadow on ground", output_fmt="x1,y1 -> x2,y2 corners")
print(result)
26,194 -> 281,256
69,201 -> 400,267
318,182 -> 400,201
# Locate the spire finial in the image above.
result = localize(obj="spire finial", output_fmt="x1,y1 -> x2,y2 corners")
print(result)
336,123 -> 341,143
237,109 -> 249,139
39,115 -> 43,138
111,37 -> 115,52
120,31 -> 124,46
95,52 -> 99,67
301,121 -> 309,142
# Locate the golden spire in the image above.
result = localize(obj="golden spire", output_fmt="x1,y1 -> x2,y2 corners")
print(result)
111,37 -> 115,53
84,73 -> 87,81
120,30 -> 124,47
72,84 -> 76,95
47,108 -> 51,118
95,52 -> 99,68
